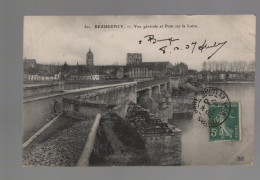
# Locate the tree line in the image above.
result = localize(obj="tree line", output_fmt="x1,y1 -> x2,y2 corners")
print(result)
202,60 -> 255,72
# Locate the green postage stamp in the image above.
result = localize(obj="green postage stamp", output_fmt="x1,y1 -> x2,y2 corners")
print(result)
209,102 -> 241,141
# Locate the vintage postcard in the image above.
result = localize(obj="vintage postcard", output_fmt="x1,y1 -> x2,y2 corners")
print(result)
22,15 -> 255,166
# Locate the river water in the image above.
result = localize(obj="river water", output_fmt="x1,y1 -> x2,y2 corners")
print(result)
170,82 -> 255,165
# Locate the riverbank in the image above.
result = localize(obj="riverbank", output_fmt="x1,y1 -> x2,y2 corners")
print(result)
206,80 -> 254,84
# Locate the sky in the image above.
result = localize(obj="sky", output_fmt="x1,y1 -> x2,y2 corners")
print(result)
23,15 -> 255,70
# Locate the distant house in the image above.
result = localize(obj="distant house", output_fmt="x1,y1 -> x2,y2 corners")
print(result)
99,74 -> 106,80
227,73 -> 238,80
38,76 -> 44,80
127,53 -> 142,65
28,74 -> 39,81
92,74 -> 100,80
197,74 -> 203,80
206,74 -> 212,81
211,74 -> 219,80
245,72 -> 255,81
126,61 -> 173,80
86,76 -> 92,80
23,58 -> 37,69
143,62 -> 173,77
116,66 -> 124,79
219,73 -> 226,80
54,72 -> 61,80
25,71 -> 61,81
172,62 -> 188,75
27,75 -> 32,81
169,77 -> 180,89
96,65 -> 118,75
80,75 -> 92,80
128,65 -> 153,79
67,71 -> 94,81
237,73 -> 246,80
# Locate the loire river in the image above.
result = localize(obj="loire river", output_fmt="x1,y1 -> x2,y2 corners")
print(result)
171,82 -> 255,165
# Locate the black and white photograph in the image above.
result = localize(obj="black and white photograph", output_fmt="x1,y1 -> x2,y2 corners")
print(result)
22,15 -> 255,166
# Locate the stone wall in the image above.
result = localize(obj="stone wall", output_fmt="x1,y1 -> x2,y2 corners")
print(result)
126,103 -> 182,165
144,130 -> 182,165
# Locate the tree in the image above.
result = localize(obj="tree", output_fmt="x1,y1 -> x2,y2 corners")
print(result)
62,62 -> 70,72
210,61 -> 217,71
208,61 -> 212,72
215,61 -> 220,71
222,60 -> 228,72
240,61 -> 247,72
202,61 -> 207,71
248,61 -> 255,72
233,61 -> 239,72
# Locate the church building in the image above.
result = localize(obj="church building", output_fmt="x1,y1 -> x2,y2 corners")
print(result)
86,48 -> 94,67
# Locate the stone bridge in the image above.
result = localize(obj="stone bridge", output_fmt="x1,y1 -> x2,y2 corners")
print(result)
23,78 -> 183,166
23,79 -> 174,142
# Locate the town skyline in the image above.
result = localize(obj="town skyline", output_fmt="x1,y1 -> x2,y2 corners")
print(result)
23,16 -> 255,71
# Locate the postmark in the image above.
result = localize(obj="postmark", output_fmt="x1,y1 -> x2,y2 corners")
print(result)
209,102 -> 241,141
193,87 -> 231,127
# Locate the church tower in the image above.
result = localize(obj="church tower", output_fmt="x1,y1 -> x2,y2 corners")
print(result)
86,48 -> 94,67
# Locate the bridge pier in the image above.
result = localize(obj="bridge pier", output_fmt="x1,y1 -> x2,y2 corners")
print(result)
167,97 -> 173,120
167,82 -> 171,92
152,85 -> 160,98
131,85 -> 137,103
145,88 -> 152,98
160,83 -> 167,92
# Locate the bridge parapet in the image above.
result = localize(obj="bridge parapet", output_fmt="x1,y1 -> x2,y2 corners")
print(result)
137,79 -> 170,91
62,82 -> 137,120
23,82 -> 64,98
136,78 -> 171,99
